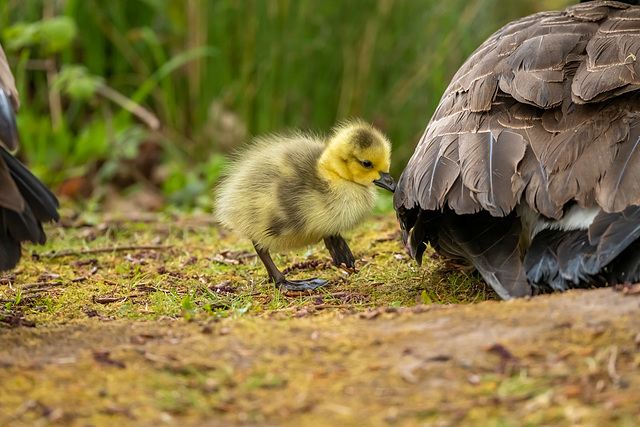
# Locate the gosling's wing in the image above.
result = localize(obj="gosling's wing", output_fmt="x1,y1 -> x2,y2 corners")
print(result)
0,43 -> 59,272
394,1 -> 640,298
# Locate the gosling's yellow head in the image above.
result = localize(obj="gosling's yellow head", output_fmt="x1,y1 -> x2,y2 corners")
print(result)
319,120 -> 395,192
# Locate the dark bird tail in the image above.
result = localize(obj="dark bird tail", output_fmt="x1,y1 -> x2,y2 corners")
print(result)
396,204 -> 532,300
0,146 -> 59,271
525,206 -> 640,291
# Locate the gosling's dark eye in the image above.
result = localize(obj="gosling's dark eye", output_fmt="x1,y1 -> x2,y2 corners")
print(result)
361,160 -> 373,169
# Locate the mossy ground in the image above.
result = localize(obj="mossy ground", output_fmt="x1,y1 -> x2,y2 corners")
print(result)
0,198 -> 639,426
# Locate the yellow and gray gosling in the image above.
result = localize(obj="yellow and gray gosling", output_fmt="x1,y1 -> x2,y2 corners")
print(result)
215,120 -> 395,291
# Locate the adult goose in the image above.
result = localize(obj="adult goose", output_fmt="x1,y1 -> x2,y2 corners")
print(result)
0,44 -> 59,272
394,1 -> 640,300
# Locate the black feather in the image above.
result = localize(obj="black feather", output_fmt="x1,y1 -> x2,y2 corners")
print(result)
408,208 -> 531,300
526,206 -> 640,291
592,206 -> 640,266
0,147 -> 59,271
1,147 -> 59,222
525,229 -> 605,291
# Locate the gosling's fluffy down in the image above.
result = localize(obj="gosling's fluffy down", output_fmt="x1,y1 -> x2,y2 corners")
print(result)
216,121 -> 392,254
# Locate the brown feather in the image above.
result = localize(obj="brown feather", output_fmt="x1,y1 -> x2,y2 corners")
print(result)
447,175 -> 481,215
597,120 -> 640,211
458,131 -> 526,216
507,33 -> 584,73
411,135 -> 460,210
567,2 -> 629,21
511,72 -> 564,108
514,145 -> 562,220
0,157 -> 23,212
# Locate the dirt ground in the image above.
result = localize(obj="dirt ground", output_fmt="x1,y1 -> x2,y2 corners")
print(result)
0,210 -> 639,425
0,286 -> 639,426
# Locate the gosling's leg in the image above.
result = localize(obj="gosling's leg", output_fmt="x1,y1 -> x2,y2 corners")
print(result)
324,234 -> 355,268
253,242 -> 328,291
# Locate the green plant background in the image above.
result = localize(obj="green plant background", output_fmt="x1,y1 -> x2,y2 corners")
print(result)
1,0 -> 572,210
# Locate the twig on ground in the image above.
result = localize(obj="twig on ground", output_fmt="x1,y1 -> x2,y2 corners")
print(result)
96,84 -> 160,130
93,296 -> 127,304
21,286 -> 65,295
265,303 -> 363,314
607,345 -> 625,388
46,245 -> 173,259
313,304 -> 363,310
19,282 -> 58,290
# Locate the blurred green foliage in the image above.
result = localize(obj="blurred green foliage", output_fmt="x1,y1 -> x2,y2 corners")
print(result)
0,0 -> 572,210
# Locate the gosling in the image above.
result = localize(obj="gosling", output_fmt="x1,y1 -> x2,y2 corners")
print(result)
215,120 -> 395,292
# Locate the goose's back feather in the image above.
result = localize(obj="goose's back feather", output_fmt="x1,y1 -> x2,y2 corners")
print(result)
396,1 -> 640,217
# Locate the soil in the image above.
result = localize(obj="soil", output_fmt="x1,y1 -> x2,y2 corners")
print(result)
0,286 -> 639,426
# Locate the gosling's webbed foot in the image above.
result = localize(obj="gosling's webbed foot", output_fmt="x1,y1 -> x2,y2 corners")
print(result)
253,242 -> 331,293
276,277 -> 329,292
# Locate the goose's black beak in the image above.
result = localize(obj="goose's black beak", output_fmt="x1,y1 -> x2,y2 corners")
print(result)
374,172 -> 396,193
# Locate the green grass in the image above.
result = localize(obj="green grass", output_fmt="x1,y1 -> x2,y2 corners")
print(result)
0,204 -> 496,325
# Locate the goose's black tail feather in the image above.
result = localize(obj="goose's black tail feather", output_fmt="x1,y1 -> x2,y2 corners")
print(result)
525,206 -> 640,291
0,146 -> 59,272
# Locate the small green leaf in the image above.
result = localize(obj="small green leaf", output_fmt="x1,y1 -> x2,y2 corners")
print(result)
38,17 -> 78,53
52,65 -> 103,101
3,17 -> 77,53
181,298 -> 194,311
421,290 -> 432,304
2,22 -> 38,51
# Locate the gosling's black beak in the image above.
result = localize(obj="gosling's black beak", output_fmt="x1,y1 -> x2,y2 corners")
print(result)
374,172 -> 396,193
